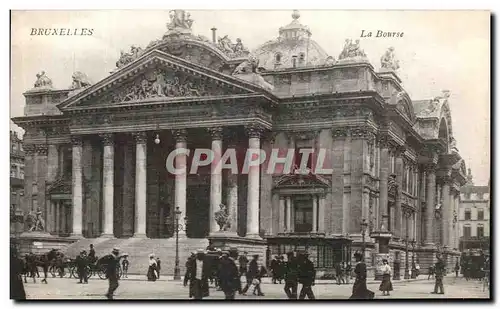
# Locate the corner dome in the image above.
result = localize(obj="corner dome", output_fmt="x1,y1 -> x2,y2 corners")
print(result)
251,10 -> 329,71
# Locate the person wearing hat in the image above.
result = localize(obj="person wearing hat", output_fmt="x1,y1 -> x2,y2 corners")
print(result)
431,253 -> 445,295
241,254 -> 265,296
75,250 -> 89,284
379,259 -> 393,296
147,254 -> 158,281
121,254 -> 129,279
184,252 -> 196,287
217,249 -> 239,299
297,251 -> 316,299
187,249 -> 210,299
284,251 -> 299,299
349,252 -> 374,299
238,251 -> 249,279
100,248 -> 121,300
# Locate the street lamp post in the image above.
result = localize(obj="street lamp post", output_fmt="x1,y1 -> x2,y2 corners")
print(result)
410,239 -> 416,278
173,207 -> 183,281
361,219 -> 368,262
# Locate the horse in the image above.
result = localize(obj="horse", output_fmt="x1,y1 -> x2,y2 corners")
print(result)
26,249 -> 60,283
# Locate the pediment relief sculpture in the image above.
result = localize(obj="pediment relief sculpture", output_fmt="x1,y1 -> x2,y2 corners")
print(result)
108,68 -> 228,103
274,174 -> 331,188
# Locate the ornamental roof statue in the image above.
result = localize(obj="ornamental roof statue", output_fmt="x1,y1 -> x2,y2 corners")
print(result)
380,46 -> 400,71
338,39 -> 368,63
33,71 -> 53,89
166,10 -> 194,35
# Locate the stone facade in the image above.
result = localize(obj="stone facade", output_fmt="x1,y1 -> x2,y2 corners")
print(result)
12,10 -> 468,276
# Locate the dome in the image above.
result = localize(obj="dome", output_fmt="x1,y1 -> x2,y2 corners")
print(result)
251,10 -> 330,71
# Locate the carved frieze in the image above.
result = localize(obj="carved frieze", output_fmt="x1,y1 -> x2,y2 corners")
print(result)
106,68 -> 227,104
45,126 -> 70,137
293,130 -> 318,141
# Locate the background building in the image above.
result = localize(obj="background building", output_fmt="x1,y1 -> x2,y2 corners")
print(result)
10,130 -> 25,236
459,169 -> 490,253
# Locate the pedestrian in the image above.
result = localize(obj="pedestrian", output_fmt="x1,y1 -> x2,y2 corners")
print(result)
455,260 -> 460,277
10,245 -> 26,300
283,251 -> 299,299
270,256 -> 279,284
277,256 -> 285,284
297,251 -> 316,300
250,257 -> 267,296
345,262 -> 352,284
379,259 -> 393,296
147,254 -> 157,281
89,244 -> 96,264
415,263 -> 420,278
335,262 -> 345,285
121,255 -> 129,278
102,248 -> 121,300
184,252 -> 195,287
431,254 -> 445,295
218,249 -> 240,299
187,249 -> 210,299
156,257 -> 161,279
349,252 -> 375,299
238,251 -> 249,284
428,265 -> 434,280
76,251 -> 89,284
241,254 -> 261,295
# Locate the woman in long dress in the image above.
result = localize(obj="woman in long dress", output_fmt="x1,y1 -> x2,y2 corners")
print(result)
379,259 -> 393,296
147,254 -> 157,282
349,252 -> 375,299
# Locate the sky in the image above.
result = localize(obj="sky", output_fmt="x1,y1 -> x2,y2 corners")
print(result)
10,10 -> 490,185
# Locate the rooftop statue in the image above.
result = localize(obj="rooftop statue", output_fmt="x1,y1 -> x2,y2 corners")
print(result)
217,35 -> 249,58
166,10 -> 193,31
380,47 -> 400,71
33,71 -> 53,89
71,71 -> 92,89
116,45 -> 144,68
338,39 -> 367,60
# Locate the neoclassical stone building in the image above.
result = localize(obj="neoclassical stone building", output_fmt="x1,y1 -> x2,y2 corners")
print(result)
13,10 -> 468,275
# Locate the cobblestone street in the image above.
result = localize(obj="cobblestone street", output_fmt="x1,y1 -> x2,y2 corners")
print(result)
24,276 -> 489,300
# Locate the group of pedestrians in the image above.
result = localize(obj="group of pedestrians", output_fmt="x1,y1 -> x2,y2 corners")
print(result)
146,254 -> 161,281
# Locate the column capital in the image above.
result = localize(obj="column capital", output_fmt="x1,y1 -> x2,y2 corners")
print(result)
172,129 -> 188,142
71,136 -> 83,147
350,126 -> 376,140
99,133 -> 114,146
331,127 -> 349,139
207,127 -> 223,140
23,144 -> 35,155
133,131 -> 148,144
377,133 -> 391,148
245,124 -> 266,138
394,145 -> 406,157
33,144 -> 48,156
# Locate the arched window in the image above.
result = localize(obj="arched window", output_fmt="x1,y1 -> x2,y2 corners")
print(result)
275,53 -> 282,63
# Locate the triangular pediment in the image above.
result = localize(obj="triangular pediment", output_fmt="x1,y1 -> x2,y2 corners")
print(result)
274,173 -> 331,188
58,49 -> 275,110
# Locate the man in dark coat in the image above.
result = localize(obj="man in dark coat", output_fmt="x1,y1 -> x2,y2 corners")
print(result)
184,252 -> 195,287
101,248 -> 121,300
298,251 -> 316,299
432,254 -> 445,294
188,249 -> 211,299
75,251 -> 89,284
241,254 -> 259,295
10,245 -> 26,300
89,244 -> 96,263
270,256 -> 279,284
218,249 -> 240,299
335,262 -> 344,285
284,251 -> 299,299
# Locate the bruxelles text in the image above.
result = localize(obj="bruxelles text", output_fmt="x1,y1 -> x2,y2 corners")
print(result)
164,148 -> 336,175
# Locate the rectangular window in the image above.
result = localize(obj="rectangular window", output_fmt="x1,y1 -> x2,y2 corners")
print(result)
478,209 -> 484,221
464,209 -> 471,220
294,199 -> 313,233
463,225 -> 471,238
10,165 -> 16,178
477,225 -> 484,238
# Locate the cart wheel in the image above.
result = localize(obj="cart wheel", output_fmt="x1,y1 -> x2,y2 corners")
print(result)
70,266 -> 78,279
98,266 -> 108,280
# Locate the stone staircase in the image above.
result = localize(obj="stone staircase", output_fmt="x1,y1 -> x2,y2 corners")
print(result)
61,237 -> 209,275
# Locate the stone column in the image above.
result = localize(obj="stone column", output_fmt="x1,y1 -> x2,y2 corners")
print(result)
441,176 -> 451,249
226,170 -> 238,236
245,125 -> 263,238
208,127 -> 223,234
172,129 -> 188,236
312,195 -> 318,232
318,196 -> 325,233
54,201 -> 60,235
71,137 -> 83,237
424,164 -> 436,246
286,196 -> 292,232
394,145 -> 405,239
378,135 -> 390,231
133,132 -> 148,238
100,133 -> 115,237
279,197 -> 285,232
